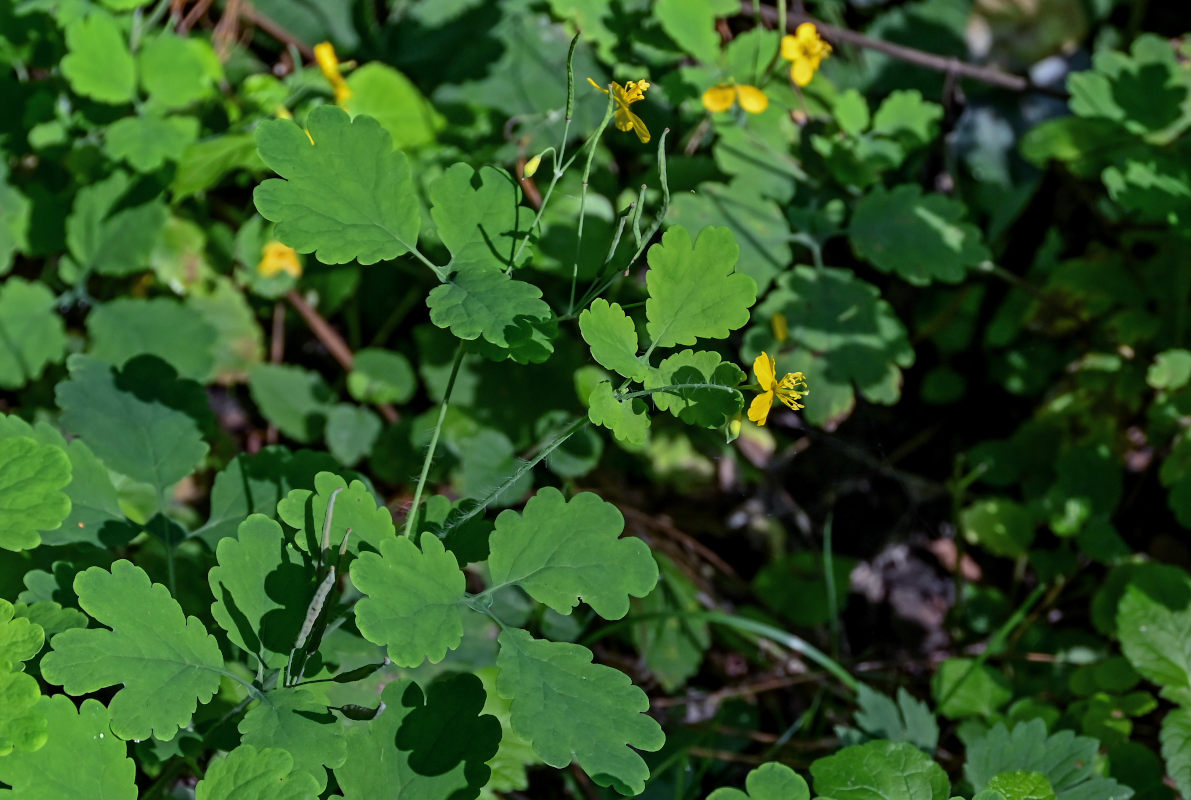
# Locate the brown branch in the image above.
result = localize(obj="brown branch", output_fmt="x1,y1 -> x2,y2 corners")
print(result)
238,1 -> 314,58
285,290 -> 400,424
746,3 -> 1068,99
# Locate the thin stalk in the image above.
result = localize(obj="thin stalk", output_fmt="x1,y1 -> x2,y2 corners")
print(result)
823,512 -> 840,658
511,34 -> 581,267
566,89 -> 617,313
439,416 -> 589,536
403,343 -> 465,537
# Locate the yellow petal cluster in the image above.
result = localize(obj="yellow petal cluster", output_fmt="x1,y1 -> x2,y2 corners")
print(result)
314,41 -> 352,105
747,351 -> 808,426
258,241 -> 302,278
701,83 -> 769,114
781,23 -> 832,87
588,77 -> 651,143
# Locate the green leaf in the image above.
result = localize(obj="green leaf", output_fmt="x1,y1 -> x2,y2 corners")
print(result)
61,11 -> 136,104
276,471 -> 395,556
427,267 -> 552,349
1147,349 -> 1191,390
1116,565 -> 1191,689
580,301 -> 648,381
489,487 -> 657,619
475,666 -> 538,796
334,677 -> 499,800
104,115 -> 200,172
645,349 -> 744,428
344,63 -> 445,149
964,720 -> 1133,800
172,134 -> 264,199
0,277 -> 68,389
960,498 -> 1036,558
238,685 -> 347,792
871,90 -> 943,148
195,448 -> 343,548
0,696 -> 136,799
931,658 -> 1012,719
0,598 -> 44,665
850,185 -> 990,285
707,762 -> 810,800
325,405 -> 381,467
247,364 -> 335,443
810,740 -> 950,800
632,554 -> 710,692
137,33 -> 218,110
56,354 -> 211,491
1160,707 -> 1191,800
746,266 -> 915,410
87,297 -> 218,382
835,89 -> 871,136
588,381 -> 650,446
986,771 -> 1056,800
0,436 -> 71,552
0,164 -> 31,274
645,226 -> 756,349
496,628 -> 665,795
430,163 -> 528,273
351,532 -> 466,667
653,0 -> 739,63
1068,34 -> 1189,136
254,105 -> 420,265
852,685 -> 940,753
668,179 -> 791,293
393,672 -> 502,794
65,171 -> 167,276
41,560 -> 223,740
347,348 -> 416,405
209,515 -> 310,669
0,669 -> 46,756
195,745 -> 321,800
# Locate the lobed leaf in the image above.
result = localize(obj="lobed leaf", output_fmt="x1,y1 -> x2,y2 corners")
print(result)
209,515 -> 311,669
645,226 -> 756,349
579,298 -> 648,381
0,436 -> 71,552
0,277 -> 68,390
351,533 -> 466,667
810,740 -> 950,800
488,487 -> 658,619
588,381 -> 650,446
254,105 -> 421,265
496,628 -> 665,795
238,686 -> 346,792
0,696 -> 136,799
41,560 -> 224,741
195,745 -> 320,800
707,762 -> 810,800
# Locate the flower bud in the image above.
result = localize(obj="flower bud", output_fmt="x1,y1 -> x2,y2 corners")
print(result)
524,153 -> 543,178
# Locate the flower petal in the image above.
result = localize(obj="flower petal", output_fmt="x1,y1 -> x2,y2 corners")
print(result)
702,85 -> 737,113
780,34 -> 799,61
791,60 -> 816,87
796,22 -> 819,44
752,352 -> 776,390
747,391 -> 774,425
627,109 -> 651,143
736,84 -> 769,113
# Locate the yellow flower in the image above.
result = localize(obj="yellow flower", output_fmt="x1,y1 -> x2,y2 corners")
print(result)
771,312 -> 789,343
258,241 -> 302,278
314,41 -> 352,104
701,83 -> 769,114
587,77 -> 651,143
781,23 -> 832,87
747,351 -> 808,426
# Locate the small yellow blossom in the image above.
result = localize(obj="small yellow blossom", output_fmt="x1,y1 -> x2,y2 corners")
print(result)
781,23 -> 832,87
588,77 -> 651,143
701,83 -> 769,114
314,41 -> 352,104
258,241 -> 302,278
747,351 -> 808,426
523,153 -> 542,178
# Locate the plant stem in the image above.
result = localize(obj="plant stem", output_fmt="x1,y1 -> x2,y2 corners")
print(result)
402,343 -> 465,537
